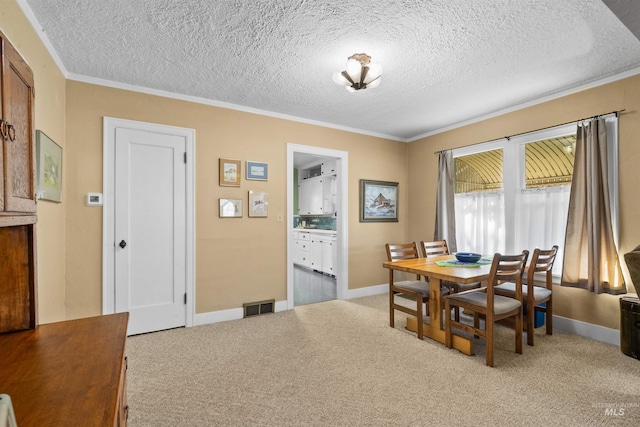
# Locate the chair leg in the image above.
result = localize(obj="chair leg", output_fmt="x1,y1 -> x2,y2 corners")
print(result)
486,317 -> 494,367
416,296 -> 424,340
452,286 -> 460,322
526,302 -> 535,346
389,290 -> 395,329
444,300 -> 452,348
473,313 -> 479,339
546,300 -> 553,336
515,312 -> 523,355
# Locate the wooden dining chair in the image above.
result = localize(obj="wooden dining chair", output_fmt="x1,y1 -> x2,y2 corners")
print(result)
420,240 -> 481,321
444,251 -> 529,367
385,242 -> 430,340
494,246 -> 558,346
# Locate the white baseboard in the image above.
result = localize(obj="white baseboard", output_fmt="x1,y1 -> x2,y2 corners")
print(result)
193,286 -> 619,348
553,315 -> 620,346
345,284 -> 388,299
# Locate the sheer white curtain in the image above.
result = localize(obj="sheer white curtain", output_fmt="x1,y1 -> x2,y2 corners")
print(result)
454,191 -> 505,255
514,186 -> 570,275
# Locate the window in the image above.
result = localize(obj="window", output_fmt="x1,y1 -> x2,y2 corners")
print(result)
453,123 -> 577,275
453,116 -> 619,277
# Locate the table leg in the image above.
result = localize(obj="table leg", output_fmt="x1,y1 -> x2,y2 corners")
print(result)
406,277 -> 474,356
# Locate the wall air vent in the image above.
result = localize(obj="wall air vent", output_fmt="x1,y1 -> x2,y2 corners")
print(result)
243,299 -> 275,318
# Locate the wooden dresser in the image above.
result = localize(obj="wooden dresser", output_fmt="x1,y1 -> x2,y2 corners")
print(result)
0,312 -> 129,426
0,28 -> 38,334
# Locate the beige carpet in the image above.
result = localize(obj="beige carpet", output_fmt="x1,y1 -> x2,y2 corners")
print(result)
126,294 -> 640,426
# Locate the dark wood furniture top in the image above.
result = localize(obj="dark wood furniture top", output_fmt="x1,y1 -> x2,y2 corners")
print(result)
0,313 -> 129,426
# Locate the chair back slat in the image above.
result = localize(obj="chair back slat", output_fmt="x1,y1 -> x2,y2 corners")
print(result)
527,245 -> 559,290
386,242 -> 420,262
420,240 -> 449,257
487,251 -> 529,311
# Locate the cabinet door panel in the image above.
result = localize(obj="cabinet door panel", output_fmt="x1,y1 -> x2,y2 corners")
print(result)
2,38 -> 36,212
310,238 -> 322,269
321,240 -> 333,275
298,178 -> 323,215
0,225 -> 36,332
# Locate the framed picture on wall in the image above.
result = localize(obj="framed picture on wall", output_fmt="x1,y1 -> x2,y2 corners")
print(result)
246,161 -> 268,181
359,179 -> 398,222
219,158 -> 241,186
36,130 -> 63,202
219,198 -> 243,217
248,190 -> 268,217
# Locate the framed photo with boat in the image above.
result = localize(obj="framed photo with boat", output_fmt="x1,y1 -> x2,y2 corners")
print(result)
219,158 -> 241,186
359,179 -> 398,222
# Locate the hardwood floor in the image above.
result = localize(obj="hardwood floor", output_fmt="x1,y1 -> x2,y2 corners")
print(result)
293,265 -> 336,306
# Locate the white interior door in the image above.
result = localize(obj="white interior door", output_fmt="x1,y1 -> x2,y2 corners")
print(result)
113,127 -> 187,335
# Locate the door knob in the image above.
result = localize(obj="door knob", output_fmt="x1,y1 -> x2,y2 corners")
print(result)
119,240 -> 127,249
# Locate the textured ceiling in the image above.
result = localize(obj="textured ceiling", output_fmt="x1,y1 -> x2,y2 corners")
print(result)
20,0 -> 640,141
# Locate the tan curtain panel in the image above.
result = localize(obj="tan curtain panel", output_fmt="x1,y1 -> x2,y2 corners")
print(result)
561,118 -> 626,294
434,151 -> 457,252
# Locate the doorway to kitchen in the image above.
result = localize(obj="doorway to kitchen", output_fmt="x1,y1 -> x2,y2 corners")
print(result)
287,144 -> 348,309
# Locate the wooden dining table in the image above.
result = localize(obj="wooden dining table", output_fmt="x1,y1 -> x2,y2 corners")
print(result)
382,254 -> 492,355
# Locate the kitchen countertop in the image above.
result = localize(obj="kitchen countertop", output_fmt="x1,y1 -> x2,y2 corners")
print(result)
294,228 -> 336,234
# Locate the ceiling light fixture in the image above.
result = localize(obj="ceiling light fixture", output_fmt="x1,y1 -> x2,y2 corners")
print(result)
332,53 -> 382,92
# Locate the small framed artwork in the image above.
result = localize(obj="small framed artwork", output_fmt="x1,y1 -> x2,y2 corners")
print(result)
246,161 -> 268,181
36,130 -> 63,202
360,179 -> 398,222
248,190 -> 268,217
219,198 -> 243,218
219,158 -> 241,186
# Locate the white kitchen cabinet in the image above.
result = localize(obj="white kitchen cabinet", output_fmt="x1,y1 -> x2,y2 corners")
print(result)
322,175 -> 337,216
321,159 -> 336,175
309,232 -> 337,276
298,176 -> 324,215
293,231 -> 311,267
321,238 -> 337,275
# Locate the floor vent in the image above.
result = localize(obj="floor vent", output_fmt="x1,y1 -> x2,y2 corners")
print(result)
243,299 -> 275,318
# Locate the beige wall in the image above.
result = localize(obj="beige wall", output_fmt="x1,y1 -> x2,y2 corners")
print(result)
1,1 -> 67,323
64,82 -> 409,316
408,75 -> 640,329
3,0 -> 637,332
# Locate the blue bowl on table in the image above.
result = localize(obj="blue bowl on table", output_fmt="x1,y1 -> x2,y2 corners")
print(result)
455,252 -> 482,263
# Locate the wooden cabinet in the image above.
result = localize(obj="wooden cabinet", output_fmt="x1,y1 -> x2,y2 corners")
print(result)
0,224 -> 36,331
0,313 -> 130,427
1,30 -> 37,214
0,31 -> 37,334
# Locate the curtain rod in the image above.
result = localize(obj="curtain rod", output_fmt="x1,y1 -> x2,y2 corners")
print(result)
433,109 -> 625,155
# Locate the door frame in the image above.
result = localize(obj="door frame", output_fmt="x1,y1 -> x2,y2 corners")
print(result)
287,143 -> 348,308
102,117 -> 196,329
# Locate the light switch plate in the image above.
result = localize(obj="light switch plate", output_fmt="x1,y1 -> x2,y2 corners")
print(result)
87,192 -> 103,206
